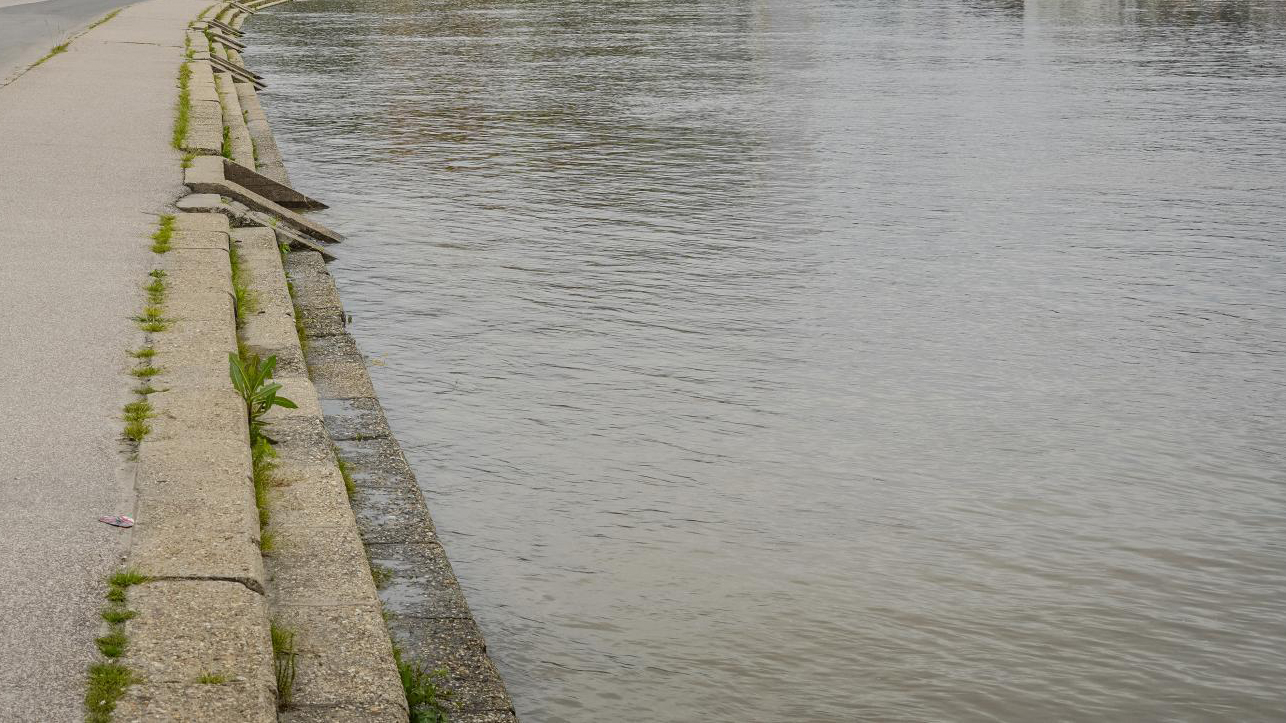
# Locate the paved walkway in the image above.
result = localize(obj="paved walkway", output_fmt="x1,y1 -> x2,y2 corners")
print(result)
0,0 -> 138,82
0,0 -> 203,718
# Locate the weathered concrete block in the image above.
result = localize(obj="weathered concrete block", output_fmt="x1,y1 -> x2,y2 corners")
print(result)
262,414 -> 332,466
224,158 -> 324,209
169,229 -> 229,252
320,397 -> 391,441
279,704 -> 406,723
267,523 -> 376,606
304,334 -> 375,399
284,252 -> 347,335
185,156 -> 344,245
123,579 -> 274,688
184,99 -> 223,156
115,681 -> 276,723
271,604 -> 407,720
152,346 -> 237,390
147,387 -> 245,444
266,378 -> 324,421
366,542 -> 469,619
385,616 -> 513,716
331,437 -> 416,490
215,73 -> 255,169
352,485 -> 438,547
269,461 -> 354,529
151,315 -> 238,358
185,30 -> 210,54
450,711 -> 520,723
164,247 -> 232,292
176,195 -> 225,214
129,480 -> 265,594
166,288 -> 238,342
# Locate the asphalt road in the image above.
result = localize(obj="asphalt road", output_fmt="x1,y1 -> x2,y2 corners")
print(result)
0,0 -> 190,716
0,0 -> 135,82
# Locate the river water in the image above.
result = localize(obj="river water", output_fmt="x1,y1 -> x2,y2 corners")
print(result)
244,1 -> 1286,720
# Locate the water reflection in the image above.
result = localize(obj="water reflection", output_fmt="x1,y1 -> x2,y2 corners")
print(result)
246,1 -> 1286,720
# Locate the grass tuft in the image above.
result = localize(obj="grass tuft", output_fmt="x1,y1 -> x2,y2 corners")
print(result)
101,607 -> 137,624
228,241 -> 259,327
335,448 -> 355,497
95,630 -> 128,658
31,43 -> 68,69
271,623 -> 297,711
85,662 -> 132,723
123,400 -> 154,442
393,643 -> 453,723
108,568 -> 149,589
85,8 -> 121,32
129,365 -> 162,379
173,63 -> 192,149
196,671 -> 229,684
251,436 -> 276,551
151,214 -> 175,253
128,346 -> 156,359
370,562 -> 394,590
221,125 -> 232,160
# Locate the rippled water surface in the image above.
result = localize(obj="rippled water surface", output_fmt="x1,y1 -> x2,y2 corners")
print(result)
245,1 -> 1286,720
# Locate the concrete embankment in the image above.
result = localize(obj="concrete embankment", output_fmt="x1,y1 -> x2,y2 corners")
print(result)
1,0 -> 515,719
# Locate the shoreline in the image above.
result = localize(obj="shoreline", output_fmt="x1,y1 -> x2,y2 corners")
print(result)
46,0 -> 516,719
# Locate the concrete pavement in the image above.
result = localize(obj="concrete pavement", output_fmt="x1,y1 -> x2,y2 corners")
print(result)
0,0 -> 138,83
0,0 -> 204,718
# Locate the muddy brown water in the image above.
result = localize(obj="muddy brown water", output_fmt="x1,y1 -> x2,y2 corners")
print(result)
244,1 -> 1286,720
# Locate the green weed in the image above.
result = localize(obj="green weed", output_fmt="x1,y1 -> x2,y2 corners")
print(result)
370,562 -> 394,590
85,662 -> 131,723
151,215 -> 175,253
270,623 -> 297,711
100,607 -> 136,624
229,353 -> 296,443
129,365 -> 162,379
392,644 -> 453,723
31,43 -> 68,69
173,63 -> 192,149
123,400 -> 153,442
335,449 -> 355,497
95,630 -> 128,659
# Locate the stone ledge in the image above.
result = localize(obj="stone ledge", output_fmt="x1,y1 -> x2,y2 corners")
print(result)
271,604 -> 408,719
320,397 -> 392,441
365,542 -> 471,620
385,616 -> 513,716
115,680 -> 276,723
304,334 -> 376,399
267,523 -> 375,607
123,579 -> 274,688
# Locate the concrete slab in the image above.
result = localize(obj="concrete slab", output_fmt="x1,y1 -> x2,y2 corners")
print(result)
123,579 -> 275,688
185,155 -> 344,244
267,524 -> 375,606
331,437 -> 417,491
385,616 -> 514,716
352,485 -> 439,547
366,543 -> 469,619
270,604 -> 407,719
115,681 -> 277,723
320,397 -> 392,442
304,334 -> 377,399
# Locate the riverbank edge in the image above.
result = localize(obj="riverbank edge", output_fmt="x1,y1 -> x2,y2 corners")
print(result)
96,1 -> 517,720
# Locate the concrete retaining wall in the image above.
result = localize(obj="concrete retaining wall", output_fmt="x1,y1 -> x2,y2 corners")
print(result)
106,0 -> 518,720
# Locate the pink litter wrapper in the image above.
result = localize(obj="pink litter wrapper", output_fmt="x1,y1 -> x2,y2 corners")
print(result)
99,515 -> 135,529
